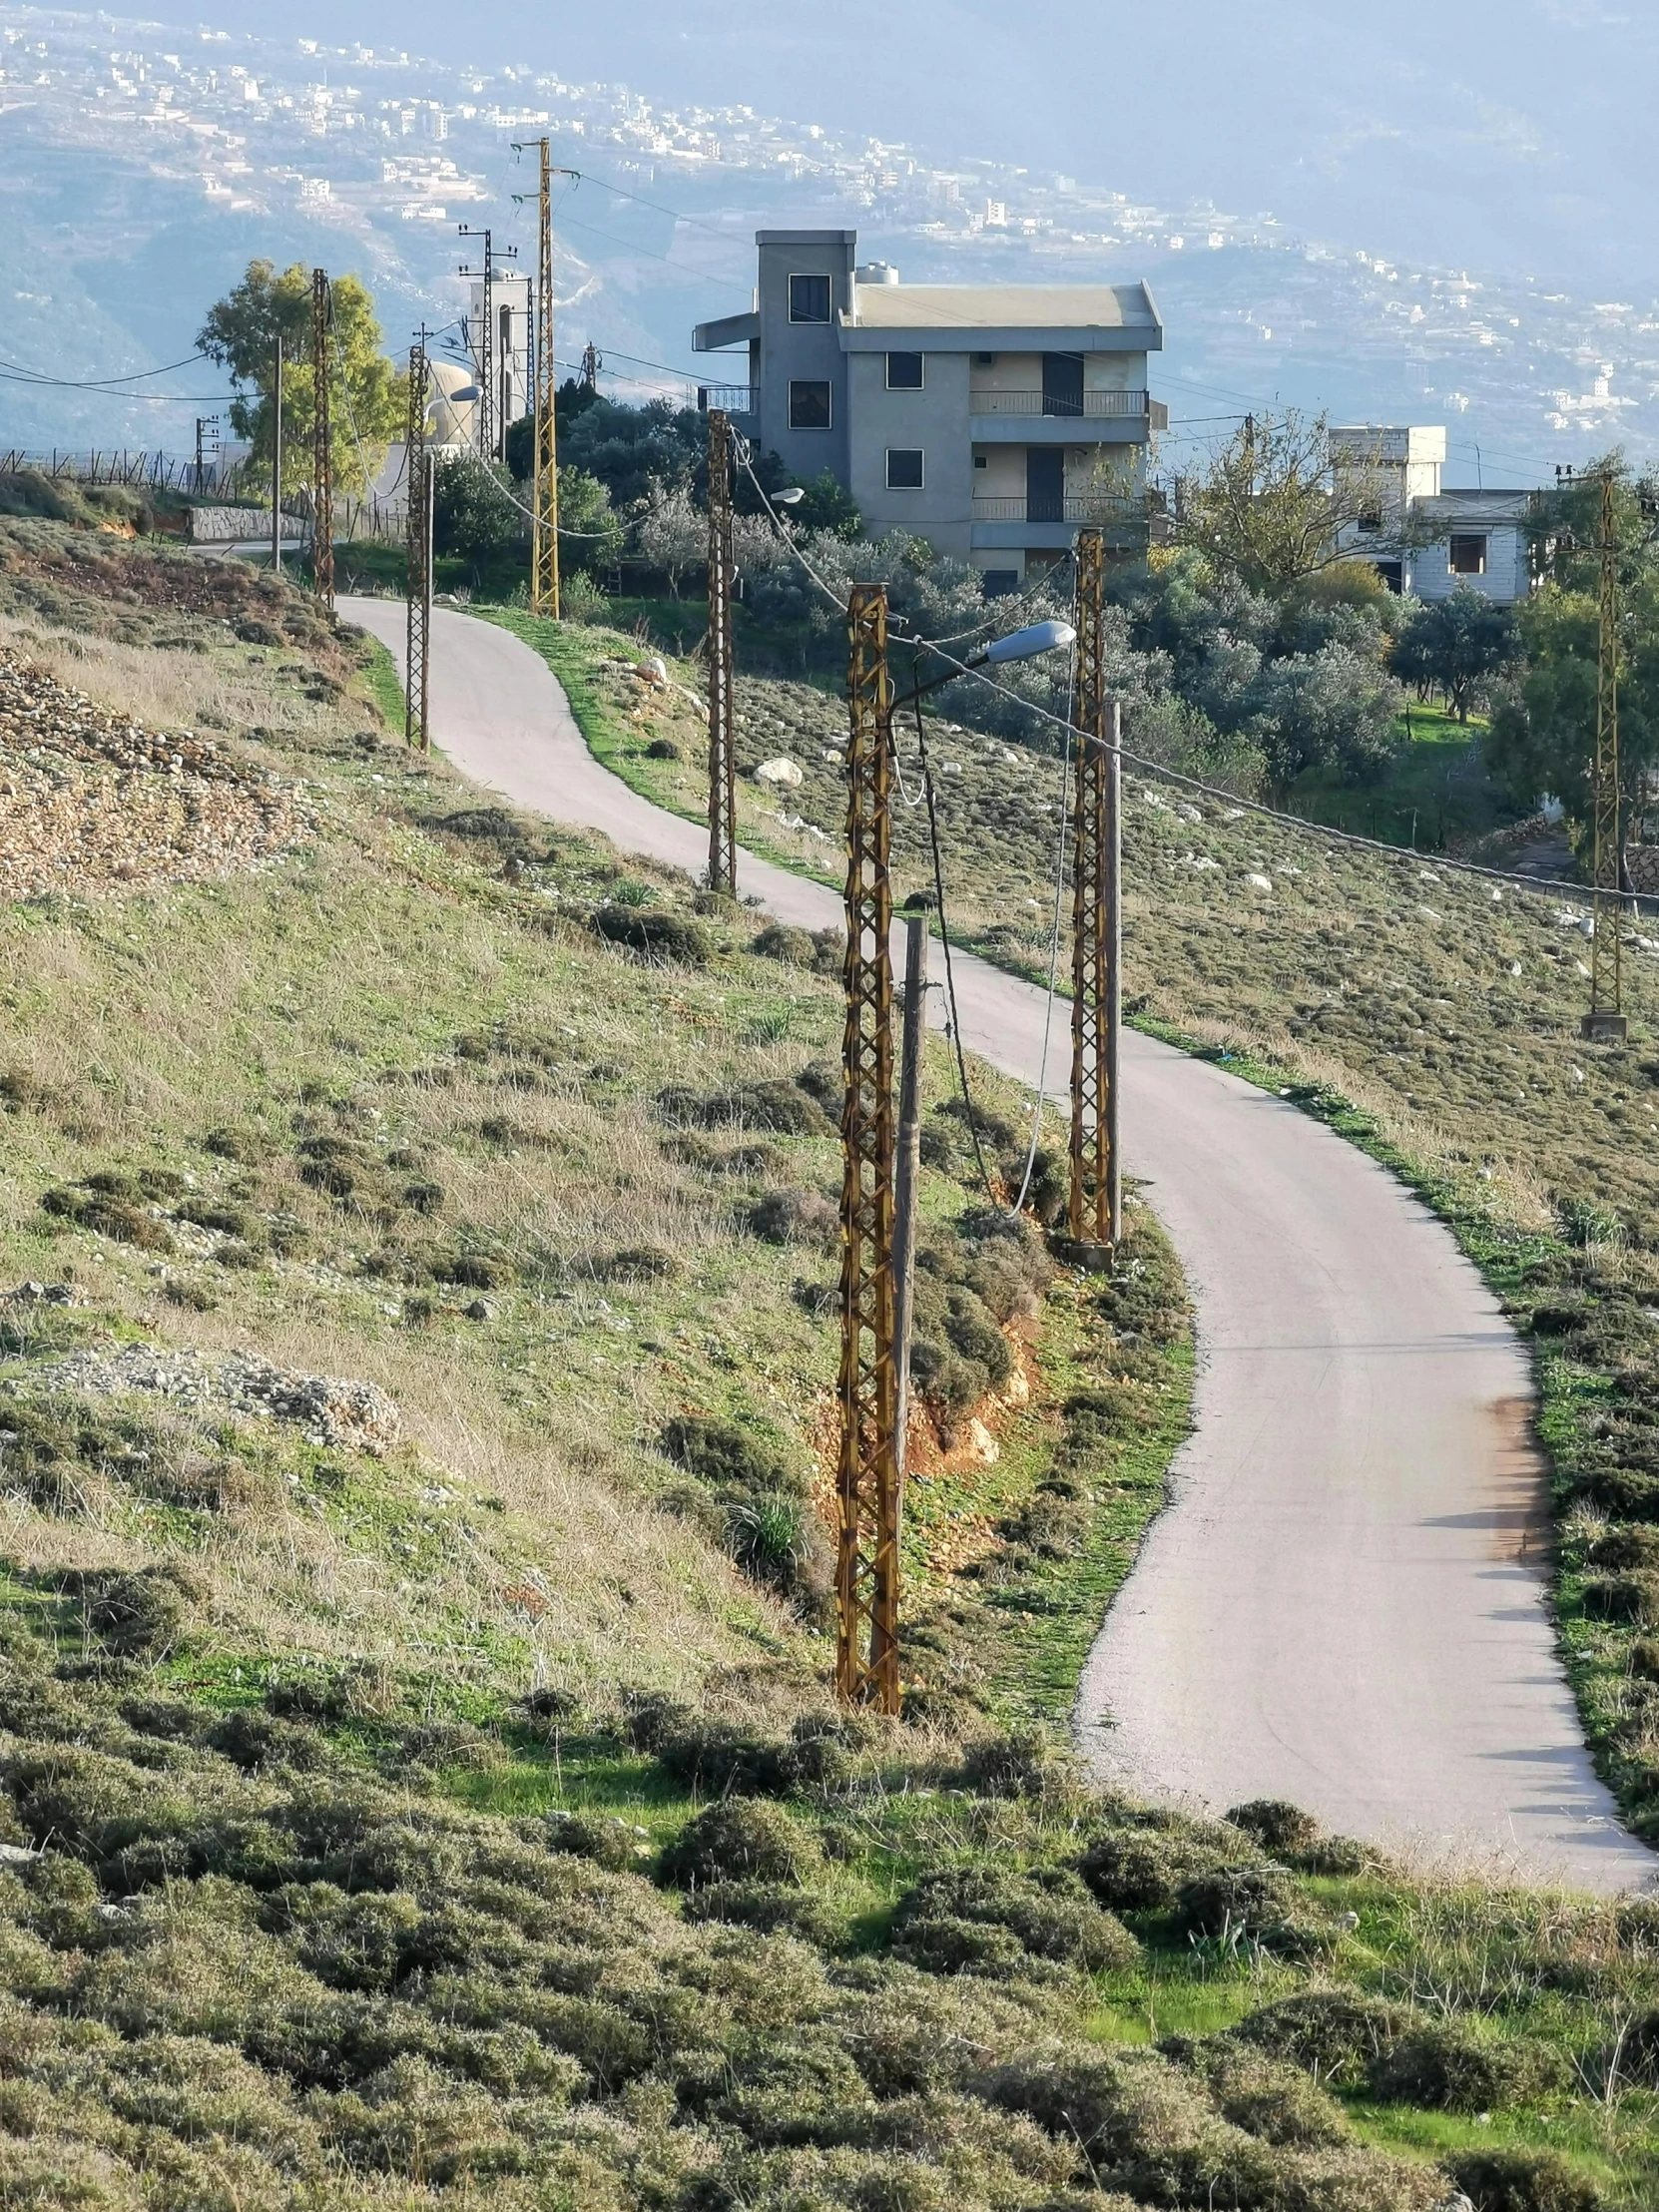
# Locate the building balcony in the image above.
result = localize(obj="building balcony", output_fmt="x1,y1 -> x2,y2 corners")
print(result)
697,383 -> 758,419
969,387 -> 1153,418
972,494 -> 1148,524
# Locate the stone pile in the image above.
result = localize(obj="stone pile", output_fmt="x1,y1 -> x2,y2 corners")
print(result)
0,648 -> 313,898
26,1344 -> 402,1456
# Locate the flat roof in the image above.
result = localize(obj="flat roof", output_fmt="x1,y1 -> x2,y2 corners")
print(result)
843,279 -> 1160,336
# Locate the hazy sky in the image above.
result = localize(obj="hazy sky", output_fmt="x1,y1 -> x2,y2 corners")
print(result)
189,0 -> 1659,287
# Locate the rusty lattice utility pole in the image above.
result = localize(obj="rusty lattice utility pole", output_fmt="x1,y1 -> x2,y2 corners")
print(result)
531,139 -> 559,617
837,583 -> 900,1713
706,407 -> 739,897
1585,465 -> 1626,1042
309,270 -> 333,611
1069,527 -> 1123,1247
404,343 -> 432,752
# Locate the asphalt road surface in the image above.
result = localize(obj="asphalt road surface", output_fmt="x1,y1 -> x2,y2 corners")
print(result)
344,595 -> 1653,1895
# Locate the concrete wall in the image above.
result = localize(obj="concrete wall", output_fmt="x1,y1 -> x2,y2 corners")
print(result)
754,232 -> 854,483
1409,523 -> 1528,603
845,349 -> 972,556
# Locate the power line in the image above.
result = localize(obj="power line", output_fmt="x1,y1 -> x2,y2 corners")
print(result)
0,348 -> 212,390
736,461 -> 1615,909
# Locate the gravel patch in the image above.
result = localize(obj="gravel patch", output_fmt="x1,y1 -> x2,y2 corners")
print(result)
0,648 -> 314,897
17,1345 -> 401,1455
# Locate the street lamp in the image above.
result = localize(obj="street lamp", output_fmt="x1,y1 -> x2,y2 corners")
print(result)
891,616 -> 1074,711
981,617 -> 1075,665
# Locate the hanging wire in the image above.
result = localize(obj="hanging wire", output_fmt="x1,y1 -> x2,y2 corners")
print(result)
736,461 -> 1614,910
1008,660 -> 1075,1218
910,683 -> 998,1205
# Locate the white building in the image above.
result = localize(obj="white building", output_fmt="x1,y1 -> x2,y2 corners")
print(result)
1331,424 -> 1533,603
465,269 -> 530,455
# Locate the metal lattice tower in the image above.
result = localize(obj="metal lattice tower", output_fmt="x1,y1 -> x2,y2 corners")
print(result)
836,584 -> 900,1713
531,139 -> 559,618
1585,466 -> 1626,1041
309,270 -> 333,611
706,408 -> 739,897
457,226 -> 496,460
404,343 -> 432,752
1070,529 -> 1113,1241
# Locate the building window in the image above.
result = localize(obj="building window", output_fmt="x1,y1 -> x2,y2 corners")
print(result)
885,350 -> 924,389
1449,533 -> 1487,575
788,380 -> 832,430
973,454 -> 988,470
1356,506 -> 1382,535
886,447 -> 924,490
980,569 -> 1019,598
975,351 -> 995,365
788,274 -> 831,323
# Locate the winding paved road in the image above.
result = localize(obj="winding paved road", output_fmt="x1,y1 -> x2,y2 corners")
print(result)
344,596 -> 1653,1894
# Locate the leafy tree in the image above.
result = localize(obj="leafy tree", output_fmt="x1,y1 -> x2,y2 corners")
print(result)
1484,453 -> 1659,855
1277,560 -> 1400,658
1174,409 -> 1407,595
558,396 -> 704,510
555,465 -> 622,572
432,454 -> 522,575
501,380 -> 603,483
634,482 -> 704,598
1247,643 -> 1400,803
789,468 -> 862,540
1388,587 -> 1518,722
198,260 -> 404,497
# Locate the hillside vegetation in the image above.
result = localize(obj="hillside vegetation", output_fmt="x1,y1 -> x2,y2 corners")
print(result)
499,610 -> 1659,1858
0,526 -> 1651,2209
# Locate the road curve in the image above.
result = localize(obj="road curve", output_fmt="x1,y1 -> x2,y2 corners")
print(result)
344,596 -> 1652,1894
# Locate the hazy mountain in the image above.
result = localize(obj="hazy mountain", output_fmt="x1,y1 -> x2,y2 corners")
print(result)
0,3 -> 1652,482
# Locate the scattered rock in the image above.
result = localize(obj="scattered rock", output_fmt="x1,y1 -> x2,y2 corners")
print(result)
753,757 -> 804,790
464,1299 -> 494,1322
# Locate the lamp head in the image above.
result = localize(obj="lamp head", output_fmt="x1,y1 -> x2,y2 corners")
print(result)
448,383 -> 482,402
981,618 -> 1076,666
774,486 -> 806,507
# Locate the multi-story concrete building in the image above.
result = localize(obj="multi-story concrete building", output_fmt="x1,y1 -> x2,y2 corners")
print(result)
1331,424 -> 1534,603
693,229 -> 1165,588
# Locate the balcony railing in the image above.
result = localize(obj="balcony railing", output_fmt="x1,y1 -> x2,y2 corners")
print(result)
968,388 -> 1151,417
697,383 -> 758,415
972,494 -> 1151,525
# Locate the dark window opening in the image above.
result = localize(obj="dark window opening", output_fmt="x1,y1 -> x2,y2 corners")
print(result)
885,351 -> 924,389
886,447 -> 924,490
973,453 -> 988,470
975,351 -> 996,365
788,380 -> 832,430
1373,560 -> 1403,594
1026,446 -> 1065,523
1357,506 -> 1383,534
980,569 -> 1019,598
1041,350 -> 1084,417
788,273 -> 831,323
1449,533 -> 1487,575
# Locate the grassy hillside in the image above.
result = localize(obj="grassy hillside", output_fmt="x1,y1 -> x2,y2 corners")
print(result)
0,535 -> 1651,2209
502,612 -> 1659,1848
